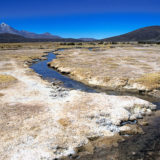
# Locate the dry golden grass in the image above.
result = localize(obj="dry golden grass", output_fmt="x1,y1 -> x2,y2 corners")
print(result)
0,49 -> 50,67
58,118 -> 71,127
139,64 -> 152,70
48,45 -> 160,93
121,56 -> 136,62
135,72 -> 160,90
0,74 -> 17,83
0,93 -> 4,96
0,74 -> 17,89
0,42 -> 160,94
0,42 -> 55,50
108,63 -> 119,69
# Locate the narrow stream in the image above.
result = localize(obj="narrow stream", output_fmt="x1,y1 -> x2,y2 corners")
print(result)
30,51 -> 159,104
30,52 -> 95,93
30,50 -> 160,160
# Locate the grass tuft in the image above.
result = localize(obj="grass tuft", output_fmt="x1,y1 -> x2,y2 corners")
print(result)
58,118 -> 71,127
135,72 -> 160,90
0,74 -> 17,89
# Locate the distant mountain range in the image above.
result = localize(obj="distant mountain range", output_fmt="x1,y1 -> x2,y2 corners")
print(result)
0,22 -> 84,42
0,22 -> 61,39
103,26 -> 160,42
78,38 -> 97,42
0,33 -> 84,43
0,23 -> 160,43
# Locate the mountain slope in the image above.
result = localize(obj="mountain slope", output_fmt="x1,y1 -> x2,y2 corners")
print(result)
0,33 -> 82,43
0,22 -> 61,39
0,33 -> 28,43
103,26 -> 160,42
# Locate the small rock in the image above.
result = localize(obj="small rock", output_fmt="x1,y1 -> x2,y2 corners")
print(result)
139,121 -> 149,126
132,151 -> 136,155
120,124 -> 143,135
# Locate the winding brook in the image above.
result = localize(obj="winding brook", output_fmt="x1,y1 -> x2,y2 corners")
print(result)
30,52 -> 95,93
30,50 -> 160,160
31,50 -> 160,104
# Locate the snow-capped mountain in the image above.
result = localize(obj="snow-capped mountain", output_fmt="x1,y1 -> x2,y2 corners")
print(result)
0,22 -> 61,39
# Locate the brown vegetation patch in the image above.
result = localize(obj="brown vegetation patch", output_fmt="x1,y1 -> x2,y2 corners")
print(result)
0,93 -> 4,96
49,45 -> 160,95
58,118 -> 71,127
134,72 -> 160,90
0,74 -> 17,89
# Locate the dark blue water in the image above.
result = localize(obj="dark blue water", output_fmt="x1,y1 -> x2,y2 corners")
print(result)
30,52 -> 160,105
30,52 -> 96,92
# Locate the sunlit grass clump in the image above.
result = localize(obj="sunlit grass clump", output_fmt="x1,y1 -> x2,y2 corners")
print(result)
0,74 -> 17,89
135,72 -> 160,90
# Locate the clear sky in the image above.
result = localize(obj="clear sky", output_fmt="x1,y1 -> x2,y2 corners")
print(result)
1,0 -> 160,39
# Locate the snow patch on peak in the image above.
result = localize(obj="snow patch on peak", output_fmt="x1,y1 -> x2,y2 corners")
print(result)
1,22 -> 9,27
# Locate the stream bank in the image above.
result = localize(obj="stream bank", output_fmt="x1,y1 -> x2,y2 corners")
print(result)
48,47 -> 160,100
30,51 -> 160,160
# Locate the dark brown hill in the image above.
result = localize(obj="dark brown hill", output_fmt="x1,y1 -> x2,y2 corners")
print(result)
103,26 -> 160,42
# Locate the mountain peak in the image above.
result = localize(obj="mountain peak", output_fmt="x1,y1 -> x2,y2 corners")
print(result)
0,22 -> 62,39
0,22 -> 19,35
0,22 -> 9,27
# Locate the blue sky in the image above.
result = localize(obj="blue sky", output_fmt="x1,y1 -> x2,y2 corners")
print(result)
1,0 -> 160,39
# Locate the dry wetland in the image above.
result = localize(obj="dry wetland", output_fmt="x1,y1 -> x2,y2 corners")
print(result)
49,44 -> 160,98
0,42 -> 160,160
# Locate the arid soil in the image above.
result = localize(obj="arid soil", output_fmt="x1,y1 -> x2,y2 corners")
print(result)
0,44 -> 159,160
49,45 -> 160,98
